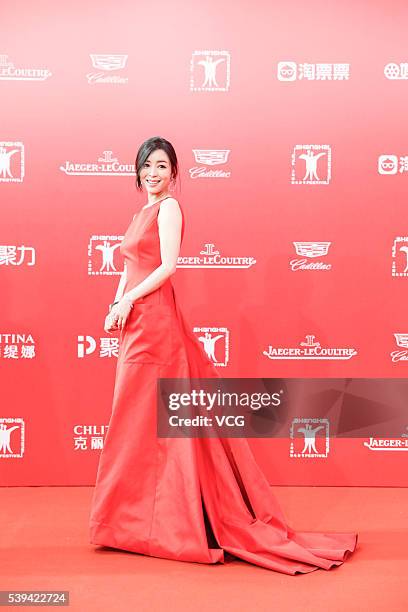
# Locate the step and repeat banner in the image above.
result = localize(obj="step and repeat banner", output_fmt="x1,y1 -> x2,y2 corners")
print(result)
1,1 -> 408,486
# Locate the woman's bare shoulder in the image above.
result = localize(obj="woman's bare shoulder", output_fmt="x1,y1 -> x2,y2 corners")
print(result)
161,196 -> 180,207
158,197 -> 182,215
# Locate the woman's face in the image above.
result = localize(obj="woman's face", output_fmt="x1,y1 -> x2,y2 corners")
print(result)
140,148 -> 172,195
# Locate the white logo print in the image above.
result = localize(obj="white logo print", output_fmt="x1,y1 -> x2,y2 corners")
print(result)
60,150 -> 134,176
88,236 -> 124,275
0,245 -> 35,266
390,334 -> 408,362
177,243 -> 256,269
364,427 -> 408,451
87,54 -> 128,84
278,61 -> 349,81
190,50 -> 230,91
77,335 -> 119,358
291,145 -> 331,184
0,418 -> 24,458
290,242 -> 332,271
378,155 -> 398,174
0,54 -> 51,81
190,149 -> 231,179
384,63 -> 408,80
392,237 -> 408,276
290,418 -> 329,458
0,142 -> 24,182
194,327 -> 229,367
73,424 -> 109,451
378,154 -> 408,174
0,334 -> 35,359
263,335 -> 357,360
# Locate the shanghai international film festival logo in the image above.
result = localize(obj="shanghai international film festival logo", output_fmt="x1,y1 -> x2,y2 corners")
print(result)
0,54 -> 52,81
0,142 -> 24,182
290,242 -> 332,271
189,149 -> 231,179
263,335 -> 358,361
0,418 -> 25,458
377,154 -> 408,175
392,237 -> 408,276
290,418 -> 330,458
193,327 -> 229,367
60,150 -> 135,176
277,61 -> 350,81
190,50 -> 230,91
87,54 -> 128,84
384,62 -> 408,80
291,145 -> 331,184
177,243 -> 256,269
88,235 -> 124,275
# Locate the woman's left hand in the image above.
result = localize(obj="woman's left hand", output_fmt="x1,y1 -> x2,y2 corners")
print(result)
111,297 -> 134,330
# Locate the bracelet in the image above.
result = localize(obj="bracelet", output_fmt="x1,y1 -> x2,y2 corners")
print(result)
108,301 -> 119,312
108,297 -> 134,313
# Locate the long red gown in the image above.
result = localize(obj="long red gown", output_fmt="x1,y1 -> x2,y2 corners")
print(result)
89,196 -> 358,574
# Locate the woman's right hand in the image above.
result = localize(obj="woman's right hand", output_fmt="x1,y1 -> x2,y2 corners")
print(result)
104,311 -> 119,334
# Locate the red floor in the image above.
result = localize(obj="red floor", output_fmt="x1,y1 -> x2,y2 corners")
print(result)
0,486 -> 406,611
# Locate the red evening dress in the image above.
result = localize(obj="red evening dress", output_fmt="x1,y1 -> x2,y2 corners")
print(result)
89,195 -> 358,574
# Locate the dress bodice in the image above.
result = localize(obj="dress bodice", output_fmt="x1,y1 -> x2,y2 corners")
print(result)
120,196 -> 185,304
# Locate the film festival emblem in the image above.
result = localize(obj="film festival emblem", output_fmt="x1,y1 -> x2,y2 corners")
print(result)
87,235 -> 124,275
0,418 -> 25,458
0,142 -> 24,183
291,144 -> 331,185
190,50 -> 230,91
392,237 -> 408,276
289,418 -> 330,458
193,327 -> 230,367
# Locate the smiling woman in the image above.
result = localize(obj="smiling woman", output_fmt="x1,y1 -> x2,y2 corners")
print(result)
135,135 -> 179,195
89,135 -> 358,574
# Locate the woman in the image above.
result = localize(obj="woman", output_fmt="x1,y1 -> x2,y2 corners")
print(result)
89,136 -> 358,574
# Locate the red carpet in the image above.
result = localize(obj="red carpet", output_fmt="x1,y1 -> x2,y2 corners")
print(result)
0,486 -> 406,611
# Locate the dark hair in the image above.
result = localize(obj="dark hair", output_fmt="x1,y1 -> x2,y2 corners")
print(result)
135,136 -> 179,191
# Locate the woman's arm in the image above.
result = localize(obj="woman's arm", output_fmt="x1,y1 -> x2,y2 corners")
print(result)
107,262 -> 127,312
105,261 -> 128,330
121,198 -> 182,304
114,262 -> 128,302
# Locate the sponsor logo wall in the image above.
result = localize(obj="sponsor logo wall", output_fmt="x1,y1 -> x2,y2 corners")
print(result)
1,0 -> 407,487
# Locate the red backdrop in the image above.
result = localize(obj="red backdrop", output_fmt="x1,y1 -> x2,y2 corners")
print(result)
1,0 -> 408,486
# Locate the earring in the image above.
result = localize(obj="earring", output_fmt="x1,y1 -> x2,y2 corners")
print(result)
169,178 -> 176,192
